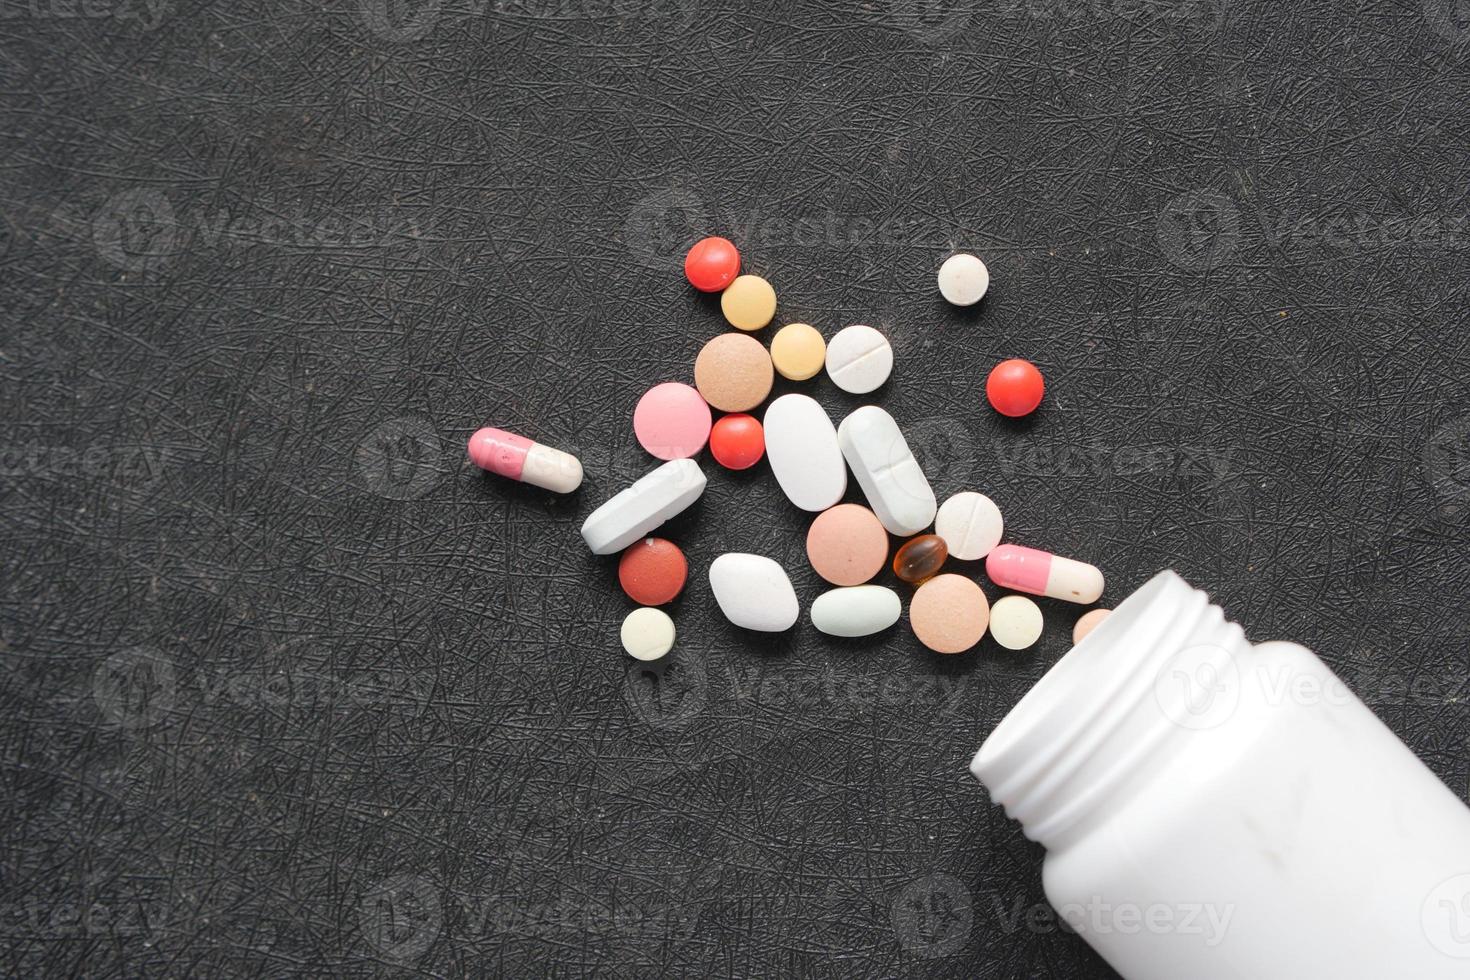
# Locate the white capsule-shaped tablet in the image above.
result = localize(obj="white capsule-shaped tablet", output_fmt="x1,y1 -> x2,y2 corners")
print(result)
809,585 -> 902,637
467,426 -> 583,493
621,607 -> 675,661
836,405 -> 937,537
579,458 -> 706,555
708,553 -> 799,632
937,253 -> 990,306
989,594 -> 1043,650
986,544 -> 1104,604
934,491 -> 1004,561
763,393 -> 847,511
825,324 -> 893,394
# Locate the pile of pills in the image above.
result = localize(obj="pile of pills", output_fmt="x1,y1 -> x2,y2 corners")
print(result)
468,236 -> 1112,659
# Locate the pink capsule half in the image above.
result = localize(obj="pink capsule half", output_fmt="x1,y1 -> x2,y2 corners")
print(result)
468,427 -> 583,494
985,544 -> 1103,604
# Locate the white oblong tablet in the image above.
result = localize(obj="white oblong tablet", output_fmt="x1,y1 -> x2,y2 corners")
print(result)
579,458 -> 706,555
824,324 -> 893,394
836,405 -> 936,537
934,491 -> 1004,561
937,253 -> 989,306
621,607 -> 675,661
809,585 -> 902,637
708,553 -> 799,632
989,594 -> 1043,650
763,394 -> 847,512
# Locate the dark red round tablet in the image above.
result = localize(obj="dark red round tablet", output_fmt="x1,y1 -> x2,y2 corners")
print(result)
617,538 -> 688,606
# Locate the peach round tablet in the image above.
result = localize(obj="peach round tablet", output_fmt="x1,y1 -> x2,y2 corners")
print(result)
909,574 -> 990,654
694,333 -> 774,413
1073,608 -> 1111,644
720,275 -> 777,331
806,504 -> 888,586
633,382 -> 711,460
770,323 -> 826,381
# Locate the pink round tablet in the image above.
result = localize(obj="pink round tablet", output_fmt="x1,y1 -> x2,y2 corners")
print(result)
633,382 -> 712,460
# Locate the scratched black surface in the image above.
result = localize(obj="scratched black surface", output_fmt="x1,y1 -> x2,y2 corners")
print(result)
3,0 -> 1470,976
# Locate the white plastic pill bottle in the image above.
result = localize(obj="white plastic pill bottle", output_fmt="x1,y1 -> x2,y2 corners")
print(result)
971,569 -> 1470,979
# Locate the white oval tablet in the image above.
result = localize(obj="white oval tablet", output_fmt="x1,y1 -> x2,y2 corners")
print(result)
621,607 -> 675,661
579,458 -> 706,555
824,324 -> 893,394
937,253 -> 989,306
708,553 -> 799,631
989,594 -> 1043,650
809,586 -> 902,637
836,405 -> 936,537
763,394 -> 847,511
934,491 -> 1004,561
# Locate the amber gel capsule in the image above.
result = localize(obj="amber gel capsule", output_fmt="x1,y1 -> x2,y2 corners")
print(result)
893,534 -> 948,584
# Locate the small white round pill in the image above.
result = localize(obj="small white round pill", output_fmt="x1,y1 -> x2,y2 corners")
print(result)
621,607 -> 675,661
937,253 -> 989,306
989,595 -> 1043,650
824,324 -> 893,394
934,491 -> 1004,561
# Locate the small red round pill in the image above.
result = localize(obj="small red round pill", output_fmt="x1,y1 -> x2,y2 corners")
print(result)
986,358 -> 1045,417
684,237 -> 741,292
618,538 -> 688,606
709,413 -> 765,470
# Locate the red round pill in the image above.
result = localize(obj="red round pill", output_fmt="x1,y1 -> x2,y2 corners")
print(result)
684,237 -> 741,292
709,413 -> 765,470
618,538 -> 688,606
986,358 -> 1045,417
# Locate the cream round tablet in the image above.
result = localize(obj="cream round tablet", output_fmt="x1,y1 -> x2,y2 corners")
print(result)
909,574 -> 990,654
720,275 -> 777,331
938,253 -> 989,306
825,324 -> 893,394
633,382 -> 711,460
806,503 -> 888,586
621,607 -> 675,661
770,323 -> 826,381
694,333 -> 774,412
934,492 -> 1004,561
1073,608 -> 1111,644
989,595 -> 1043,650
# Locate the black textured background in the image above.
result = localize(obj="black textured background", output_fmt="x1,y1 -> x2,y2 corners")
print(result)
4,0 -> 1470,976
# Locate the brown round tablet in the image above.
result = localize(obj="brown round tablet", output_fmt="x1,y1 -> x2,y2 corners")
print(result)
806,504 -> 888,586
618,538 -> 688,606
694,333 -> 774,413
909,574 -> 990,654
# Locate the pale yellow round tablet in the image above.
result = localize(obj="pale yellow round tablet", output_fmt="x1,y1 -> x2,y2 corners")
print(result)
621,607 -> 675,661
989,595 -> 1043,650
770,322 -> 826,381
1073,608 -> 1111,645
720,275 -> 777,331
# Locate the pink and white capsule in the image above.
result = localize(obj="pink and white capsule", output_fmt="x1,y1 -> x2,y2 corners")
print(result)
986,544 -> 1104,604
467,427 -> 583,493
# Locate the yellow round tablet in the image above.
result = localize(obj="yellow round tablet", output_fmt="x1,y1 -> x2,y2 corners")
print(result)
770,323 -> 826,381
720,275 -> 777,331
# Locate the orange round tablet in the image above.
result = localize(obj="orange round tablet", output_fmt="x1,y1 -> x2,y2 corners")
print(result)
618,538 -> 688,606
694,333 -> 774,413
806,504 -> 888,586
909,574 -> 990,654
